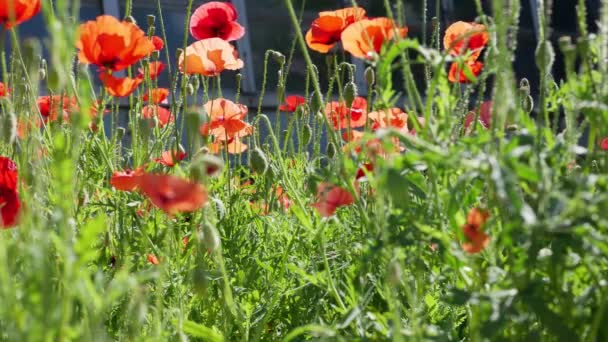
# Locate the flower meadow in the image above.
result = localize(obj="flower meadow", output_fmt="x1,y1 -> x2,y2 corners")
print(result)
2,0 -> 608,340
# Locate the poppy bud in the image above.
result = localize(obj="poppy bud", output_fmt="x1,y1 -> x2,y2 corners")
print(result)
38,68 -> 46,80
326,142 -> 336,158
147,14 -> 156,27
250,147 -> 269,174
558,36 -> 574,54
535,40 -> 555,74
190,153 -> 224,181
151,51 -> 160,60
310,91 -> 323,114
365,66 -> 375,86
343,82 -> 357,108
124,16 -> 137,24
186,83 -> 195,96
270,50 -> 285,65
519,78 -> 530,97
115,127 -> 126,141
176,48 -> 184,60
521,95 -> 534,113
576,36 -> 591,57
302,124 -> 312,146
148,26 -> 156,36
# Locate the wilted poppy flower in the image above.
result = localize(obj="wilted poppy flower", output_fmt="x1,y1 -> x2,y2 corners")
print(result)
142,105 -> 174,127
200,98 -> 252,141
444,21 -> 489,60
110,167 -> 144,192
461,207 -> 490,254
325,96 -> 367,129
154,150 -> 186,167
601,137 -> 608,151
341,17 -> 408,59
179,38 -> 244,76
190,1 -> 245,41
0,82 -> 9,97
280,95 -> 306,112
76,15 -> 155,72
99,72 -> 143,97
305,7 -> 367,53
368,108 -> 408,132
139,173 -> 208,215
147,253 -> 160,265
0,0 -> 41,29
311,182 -> 356,217
139,61 -> 166,80
143,88 -> 169,104
464,101 -> 493,131
0,157 -> 20,228
448,60 -> 483,83
150,36 -> 164,51
37,95 -> 78,122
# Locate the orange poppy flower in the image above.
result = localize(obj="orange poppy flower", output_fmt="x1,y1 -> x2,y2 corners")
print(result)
368,108 -> 408,132
341,17 -> 408,59
99,72 -> 143,97
37,95 -> 78,122
0,0 -> 41,29
76,15 -> 155,71
110,167 -> 144,192
153,150 -> 186,167
305,7 -> 367,53
179,38 -> 244,76
0,82 -> 9,97
444,21 -> 489,60
139,173 -> 208,215
311,182 -> 356,217
147,253 -> 160,265
461,207 -> 490,254
448,60 -> 483,83
141,105 -> 174,127
325,96 -> 367,130
200,98 -> 252,141
280,95 -> 306,112
143,88 -> 169,104
209,136 -> 249,154
138,61 -> 166,80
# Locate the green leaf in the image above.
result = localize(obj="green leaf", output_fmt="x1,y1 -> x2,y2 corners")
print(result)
181,320 -> 224,342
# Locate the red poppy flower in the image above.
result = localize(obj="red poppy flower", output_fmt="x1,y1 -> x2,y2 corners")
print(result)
280,95 -> 306,112
368,108 -> 408,132
461,207 -> 490,254
0,157 -> 20,228
142,105 -> 174,127
305,7 -> 367,53
179,38 -> 244,76
448,60 -> 483,83
150,35 -> 164,51
147,253 -> 160,265
154,150 -> 186,167
37,95 -> 78,122
110,167 -> 144,192
311,182 -> 356,217
444,21 -> 489,60
341,17 -> 408,59
76,15 -> 155,72
99,72 -> 143,97
325,96 -> 367,129
464,101 -> 493,131
200,98 -> 252,141
0,0 -> 41,29
139,173 -> 208,215
355,163 -> 374,181
139,61 -> 166,80
190,1 -> 245,42
0,82 -> 9,97
143,88 -> 169,104
601,138 -> 608,151
209,136 -> 249,154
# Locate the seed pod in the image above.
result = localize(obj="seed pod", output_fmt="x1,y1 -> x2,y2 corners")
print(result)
365,66 -> 375,86
343,82 -> 357,108
270,50 -> 285,65
146,14 -> 156,27
302,124 -> 312,146
326,142 -> 336,158
535,40 -> 555,74
250,147 -> 269,174
310,91 -> 324,114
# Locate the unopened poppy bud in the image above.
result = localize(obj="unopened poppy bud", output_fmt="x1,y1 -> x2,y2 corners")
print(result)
189,75 -> 200,91
176,48 -> 184,60
250,147 -> 269,174
577,36 -> 591,56
343,82 -> 357,108
310,91 -> 323,114
235,73 -> 242,86
558,36 -> 573,53
151,51 -> 160,60
186,83 -> 195,96
147,14 -> 156,27
326,142 -> 336,158
535,40 -> 555,73
38,68 -> 46,80
124,15 -> 137,24
115,127 -> 126,141
270,50 -> 285,65
365,66 -> 375,86
519,78 -> 530,97
521,95 -> 534,113
148,26 -> 156,36
302,124 -> 312,146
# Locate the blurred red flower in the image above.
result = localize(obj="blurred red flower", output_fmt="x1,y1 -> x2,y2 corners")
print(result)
311,182 -> 355,217
444,21 -> 489,60
110,167 -> 144,192
0,82 -> 10,97
143,88 -> 169,104
464,101 -> 493,131
37,95 -> 78,122
99,73 -> 143,97
142,105 -> 174,127
0,157 -> 20,228
448,60 -> 483,83
190,1 -> 245,41
150,35 -> 164,51
325,97 -> 367,130
147,253 -> 160,265
0,0 -> 40,29
601,137 -> 608,151
461,207 -> 490,254
139,173 -> 208,215
280,95 -> 306,113
154,150 -> 186,167
305,7 -> 367,53
139,61 -> 166,80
